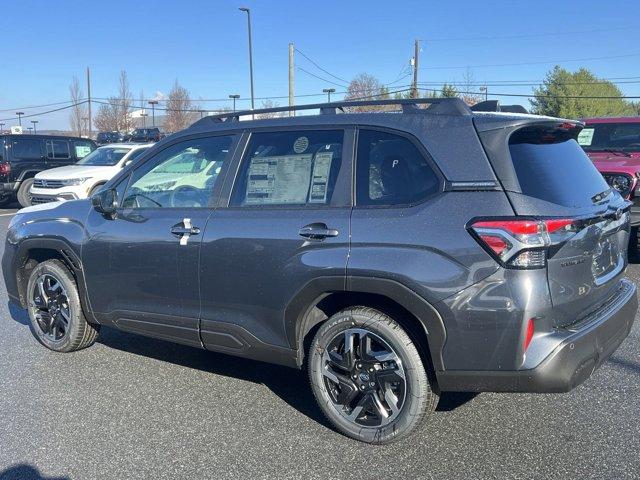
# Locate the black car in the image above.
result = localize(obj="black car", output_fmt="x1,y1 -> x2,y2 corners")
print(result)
129,127 -> 162,143
2,98 -> 637,444
96,131 -> 124,145
0,134 -> 97,207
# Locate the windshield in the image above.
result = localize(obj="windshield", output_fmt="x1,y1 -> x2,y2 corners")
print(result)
77,147 -> 131,166
578,123 -> 640,151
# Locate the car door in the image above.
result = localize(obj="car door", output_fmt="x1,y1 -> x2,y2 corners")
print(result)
82,133 -> 239,347
198,128 -> 353,357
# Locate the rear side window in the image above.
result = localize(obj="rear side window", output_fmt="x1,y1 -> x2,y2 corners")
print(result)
231,130 -> 344,206
356,130 -> 439,206
46,140 -> 70,159
11,138 -> 42,160
509,125 -> 609,207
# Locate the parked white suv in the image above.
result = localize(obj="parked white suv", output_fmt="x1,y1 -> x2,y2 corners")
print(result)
29,143 -> 152,205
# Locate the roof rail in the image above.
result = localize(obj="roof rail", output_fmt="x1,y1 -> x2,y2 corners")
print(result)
191,97 -> 471,127
470,100 -> 528,114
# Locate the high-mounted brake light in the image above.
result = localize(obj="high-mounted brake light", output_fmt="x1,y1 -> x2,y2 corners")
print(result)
469,218 -> 579,269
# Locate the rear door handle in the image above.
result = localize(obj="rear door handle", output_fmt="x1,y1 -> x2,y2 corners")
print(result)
171,218 -> 200,245
298,223 -> 339,240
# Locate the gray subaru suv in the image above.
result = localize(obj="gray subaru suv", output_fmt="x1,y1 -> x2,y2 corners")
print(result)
2,98 -> 637,444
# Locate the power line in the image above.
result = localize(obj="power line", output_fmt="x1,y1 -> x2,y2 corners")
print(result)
297,67 -> 350,88
420,25 -> 639,42
0,101 -> 86,122
294,47 -> 350,84
420,52 -> 640,70
0,100 -> 76,113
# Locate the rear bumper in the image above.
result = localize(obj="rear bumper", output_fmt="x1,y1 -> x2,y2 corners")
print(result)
437,279 -> 637,393
0,182 -> 19,195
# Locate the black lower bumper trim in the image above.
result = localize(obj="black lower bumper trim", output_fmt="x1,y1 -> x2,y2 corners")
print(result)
436,279 -> 637,393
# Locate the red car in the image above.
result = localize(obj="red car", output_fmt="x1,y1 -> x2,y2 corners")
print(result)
580,117 -> 640,248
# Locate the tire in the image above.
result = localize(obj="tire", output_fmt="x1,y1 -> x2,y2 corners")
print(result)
17,178 -> 34,207
26,259 -> 100,352
308,306 -> 438,444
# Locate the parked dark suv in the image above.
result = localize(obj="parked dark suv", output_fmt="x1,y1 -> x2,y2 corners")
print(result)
129,127 -> 161,143
0,134 -> 97,207
2,99 -> 637,444
96,131 -> 124,145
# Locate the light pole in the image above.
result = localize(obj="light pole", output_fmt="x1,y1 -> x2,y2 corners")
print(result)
31,120 -> 38,134
0,123 -> 5,133
229,94 -> 240,112
27,127 -> 33,133
479,86 -> 488,101
140,112 -> 148,128
148,100 -> 158,127
15,112 -> 24,127
239,7 -> 255,116
322,88 -> 336,103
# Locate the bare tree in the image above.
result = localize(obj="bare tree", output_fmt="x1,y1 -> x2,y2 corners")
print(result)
458,68 -> 482,106
343,73 -> 394,112
93,98 -> 120,132
117,70 -> 134,132
256,100 -> 284,119
164,80 -> 197,133
69,76 -> 87,136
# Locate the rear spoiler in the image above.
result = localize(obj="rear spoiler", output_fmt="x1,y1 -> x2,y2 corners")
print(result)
471,100 -> 528,114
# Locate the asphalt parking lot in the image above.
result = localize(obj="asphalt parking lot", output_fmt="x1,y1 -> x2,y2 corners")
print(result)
0,208 -> 638,480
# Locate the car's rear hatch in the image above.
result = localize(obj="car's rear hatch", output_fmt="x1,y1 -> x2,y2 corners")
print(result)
476,118 -> 630,327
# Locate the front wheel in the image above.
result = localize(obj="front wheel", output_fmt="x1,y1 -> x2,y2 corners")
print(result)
308,307 -> 438,444
26,259 -> 100,352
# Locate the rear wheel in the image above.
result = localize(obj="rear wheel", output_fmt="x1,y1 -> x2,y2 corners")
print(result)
26,259 -> 99,352
17,178 -> 34,207
308,306 -> 437,444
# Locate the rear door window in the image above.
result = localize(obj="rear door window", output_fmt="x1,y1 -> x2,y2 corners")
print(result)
231,130 -> 345,206
11,138 -> 43,160
509,125 -> 610,207
46,139 -> 71,159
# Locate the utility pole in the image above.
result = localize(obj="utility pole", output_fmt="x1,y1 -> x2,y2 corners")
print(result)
15,112 -> 24,127
411,40 -> 420,98
288,42 -> 295,116
31,120 -> 38,134
86,67 -> 92,138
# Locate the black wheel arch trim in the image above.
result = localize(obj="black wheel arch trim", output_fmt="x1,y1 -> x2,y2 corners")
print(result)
285,275 -> 447,370
13,237 -> 97,324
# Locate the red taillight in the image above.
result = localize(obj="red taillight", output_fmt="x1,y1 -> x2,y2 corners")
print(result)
0,162 -> 10,175
469,218 -> 579,269
524,318 -> 535,352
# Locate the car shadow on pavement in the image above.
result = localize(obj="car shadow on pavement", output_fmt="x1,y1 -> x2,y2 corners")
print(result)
7,303 -> 476,421
0,465 -> 69,480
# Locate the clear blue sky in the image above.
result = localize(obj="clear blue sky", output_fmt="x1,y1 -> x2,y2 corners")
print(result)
1,0 -> 639,130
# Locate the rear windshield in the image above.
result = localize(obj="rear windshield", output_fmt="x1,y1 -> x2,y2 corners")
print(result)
578,122 -> 640,151
509,125 -> 610,207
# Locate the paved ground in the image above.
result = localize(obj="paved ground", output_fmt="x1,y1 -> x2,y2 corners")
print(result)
0,208 -> 638,480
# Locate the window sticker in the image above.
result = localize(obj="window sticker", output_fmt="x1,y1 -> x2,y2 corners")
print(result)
308,151 -> 334,203
245,154 -> 313,204
577,128 -> 594,146
75,145 -> 92,158
293,136 -> 309,153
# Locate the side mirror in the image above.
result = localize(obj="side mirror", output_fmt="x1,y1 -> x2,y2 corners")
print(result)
91,188 -> 118,218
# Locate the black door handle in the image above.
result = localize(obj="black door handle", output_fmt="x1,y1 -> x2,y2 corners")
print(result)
298,223 -> 339,240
